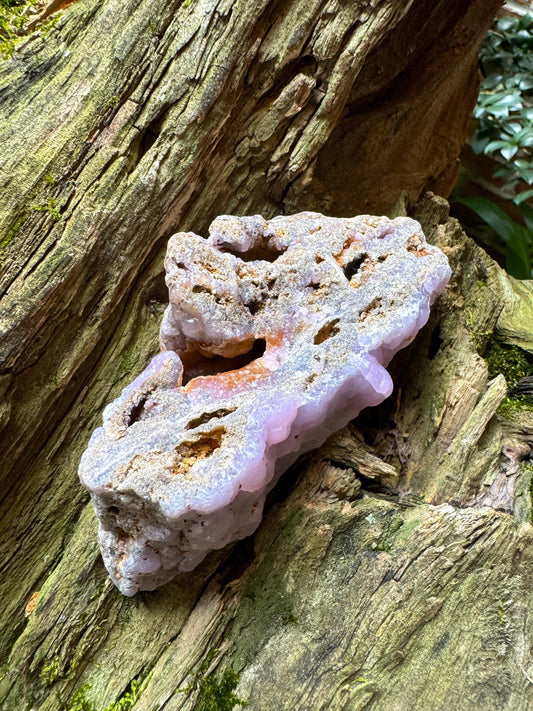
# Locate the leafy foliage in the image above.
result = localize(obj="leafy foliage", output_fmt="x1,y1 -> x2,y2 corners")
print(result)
454,15 -> 533,278
470,14 -> 533,204
456,196 -> 533,278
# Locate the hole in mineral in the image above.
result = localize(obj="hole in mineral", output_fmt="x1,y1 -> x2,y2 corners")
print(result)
185,407 -> 237,430
218,243 -> 287,262
172,428 -> 226,476
243,297 -> 263,315
192,284 -> 212,294
343,254 -> 367,280
181,338 -> 267,384
360,297 -> 383,320
127,395 -> 148,426
115,527 -> 130,543
314,319 -> 340,345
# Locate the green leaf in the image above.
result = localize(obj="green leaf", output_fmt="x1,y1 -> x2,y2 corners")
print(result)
505,121 -> 523,135
469,135 -> 490,154
483,74 -> 504,90
457,197 -> 532,278
493,168 -> 513,180
519,76 -> 533,91
498,17 -> 514,32
506,227 -> 532,279
515,189 -> 533,206
514,161 -> 533,184
520,202 -> 533,232
518,14 -> 533,30
484,139 -> 513,152
500,145 -> 518,160
457,197 -> 518,238
513,129 -> 533,147
480,92 -> 520,109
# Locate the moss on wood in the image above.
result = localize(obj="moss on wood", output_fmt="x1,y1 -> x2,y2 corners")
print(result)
0,0 -> 529,709
485,339 -> 533,387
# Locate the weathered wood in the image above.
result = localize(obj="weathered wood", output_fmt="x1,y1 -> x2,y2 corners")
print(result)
4,1 -> 533,710
0,0 -> 501,494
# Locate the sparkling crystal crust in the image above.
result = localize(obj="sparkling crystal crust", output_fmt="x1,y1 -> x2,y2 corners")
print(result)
79,212 -> 451,595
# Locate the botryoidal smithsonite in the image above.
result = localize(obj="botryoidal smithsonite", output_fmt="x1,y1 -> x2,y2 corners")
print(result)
79,212 -> 451,595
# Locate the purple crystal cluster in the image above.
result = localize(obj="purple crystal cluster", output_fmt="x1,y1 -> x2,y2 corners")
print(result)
79,212 -> 450,595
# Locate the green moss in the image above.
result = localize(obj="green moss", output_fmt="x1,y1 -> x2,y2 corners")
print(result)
181,655 -> 247,711
483,340 -> 533,414
194,668 -> 247,711
370,511 -> 404,552
237,526 -> 299,650
66,683 -> 95,711
0,31 -> 16,58
40,647 -> 85,688
40,656 -> 61,686
104,94 -> 121,110
0,662 -> 8,683
90,579 -> 107,602
464,308 -> 492,352
44,173 -> 56,185
103,677 -> 147,711
65,675 -> 150,711
0,0 -> 39,58
497,396 -> 533,415
485,339 -> 532,388
118,343 -> 140,376
66,643 -> 89,680
33,197 -> 62,221
0,214 -> 25,257
391,512 -> 422,546
40,12 -> 61,36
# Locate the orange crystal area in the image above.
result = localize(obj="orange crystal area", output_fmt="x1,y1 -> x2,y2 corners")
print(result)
184,333 -> 284,395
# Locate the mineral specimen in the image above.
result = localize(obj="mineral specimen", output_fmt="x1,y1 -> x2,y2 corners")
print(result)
79,212 -> 451,595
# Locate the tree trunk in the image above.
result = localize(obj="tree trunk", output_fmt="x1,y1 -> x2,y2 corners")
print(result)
4,1 -> 533,710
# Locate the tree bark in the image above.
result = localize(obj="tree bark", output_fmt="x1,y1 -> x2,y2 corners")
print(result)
4,1 -> 533,710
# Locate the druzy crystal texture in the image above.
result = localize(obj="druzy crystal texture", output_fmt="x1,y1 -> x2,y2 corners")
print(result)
79,212 -> 451,595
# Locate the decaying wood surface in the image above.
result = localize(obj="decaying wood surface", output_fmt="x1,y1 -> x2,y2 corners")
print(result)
4,1 -> 533,710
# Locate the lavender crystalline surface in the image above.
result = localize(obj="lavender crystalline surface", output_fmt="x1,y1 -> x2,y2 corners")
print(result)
79,212 -> 451,595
